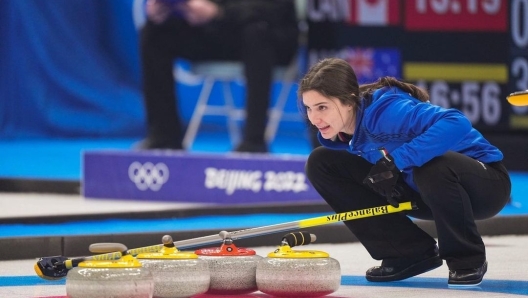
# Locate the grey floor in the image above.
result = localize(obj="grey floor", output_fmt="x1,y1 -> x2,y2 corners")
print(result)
0,192 -> 527,297
0,235 -> 527,297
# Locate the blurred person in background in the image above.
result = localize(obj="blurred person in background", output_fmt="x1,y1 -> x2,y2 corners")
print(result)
137,0 -> 299,152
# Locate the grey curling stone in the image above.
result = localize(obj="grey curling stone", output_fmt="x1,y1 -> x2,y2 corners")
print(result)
136,235 -> 210,298
66,254 -> 154,298
256,246 -> 341,297
195,231 -> 263,295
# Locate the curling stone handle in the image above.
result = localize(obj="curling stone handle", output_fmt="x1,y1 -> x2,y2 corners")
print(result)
282,231 -> 316,248
89,243 -> 128,254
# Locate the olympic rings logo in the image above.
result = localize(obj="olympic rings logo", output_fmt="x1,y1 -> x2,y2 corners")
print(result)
128,162 -> 169,191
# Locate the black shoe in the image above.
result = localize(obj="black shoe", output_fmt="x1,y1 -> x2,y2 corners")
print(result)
448,261 -> 487,287
234,141 -> 268,153
134,138 -> 182,150
366,252 -> 443,282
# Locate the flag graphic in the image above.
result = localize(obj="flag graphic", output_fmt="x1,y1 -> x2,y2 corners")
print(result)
349,0 -> 400,26
344,47 -> 400,83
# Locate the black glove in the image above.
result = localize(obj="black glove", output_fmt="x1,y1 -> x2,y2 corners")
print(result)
363,154 -> 401,207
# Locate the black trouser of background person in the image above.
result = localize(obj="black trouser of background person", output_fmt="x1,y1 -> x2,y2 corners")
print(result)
139,15 -> 298,152
305,148 -> 511,270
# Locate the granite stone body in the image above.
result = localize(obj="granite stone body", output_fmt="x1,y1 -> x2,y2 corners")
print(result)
139,258 -> 210,298
256,257 -> 341,297
198,254 -> 263,295
66,267 -> 154,298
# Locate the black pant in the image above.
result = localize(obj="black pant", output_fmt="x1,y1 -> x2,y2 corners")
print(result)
305,148 -> 511,270
139,17 -> 298,146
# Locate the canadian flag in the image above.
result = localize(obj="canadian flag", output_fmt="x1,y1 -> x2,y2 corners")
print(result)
349,0 -> 399,26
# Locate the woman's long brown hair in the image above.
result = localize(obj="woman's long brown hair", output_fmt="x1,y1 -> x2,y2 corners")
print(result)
298,58 -> 430,111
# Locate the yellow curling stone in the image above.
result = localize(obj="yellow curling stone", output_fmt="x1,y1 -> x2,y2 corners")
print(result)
136,235 -> 210,298
66,254 -> 154,298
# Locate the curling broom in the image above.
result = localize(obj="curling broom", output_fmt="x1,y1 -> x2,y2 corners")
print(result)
35,201 -> 416,280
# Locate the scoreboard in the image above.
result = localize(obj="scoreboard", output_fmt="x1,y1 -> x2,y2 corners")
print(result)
305,0 -> 528,132
510,0 -> 528,129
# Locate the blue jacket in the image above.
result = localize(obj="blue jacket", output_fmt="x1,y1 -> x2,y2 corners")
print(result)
318,86 -> 504,191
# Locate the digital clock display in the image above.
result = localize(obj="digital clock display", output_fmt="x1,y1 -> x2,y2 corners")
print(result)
509,0 -> 528,128
414,80 -> 508,129
406,0 -> 507,31
306,0 -> 527,131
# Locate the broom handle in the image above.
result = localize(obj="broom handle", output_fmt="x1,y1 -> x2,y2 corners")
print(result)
174,201 -> 415,249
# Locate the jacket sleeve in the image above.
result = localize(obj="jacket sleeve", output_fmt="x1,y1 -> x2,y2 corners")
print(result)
373,93 -> 473,171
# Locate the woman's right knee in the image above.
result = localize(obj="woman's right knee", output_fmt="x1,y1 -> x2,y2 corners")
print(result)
305,147 -> 363,183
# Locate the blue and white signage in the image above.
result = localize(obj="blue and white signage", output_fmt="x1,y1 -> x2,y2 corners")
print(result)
83,151 -> 323,205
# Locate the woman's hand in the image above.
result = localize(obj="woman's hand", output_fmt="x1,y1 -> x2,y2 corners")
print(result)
179,0 -> 220,26
363,154 -> 401,207
145,0 -> 173,24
